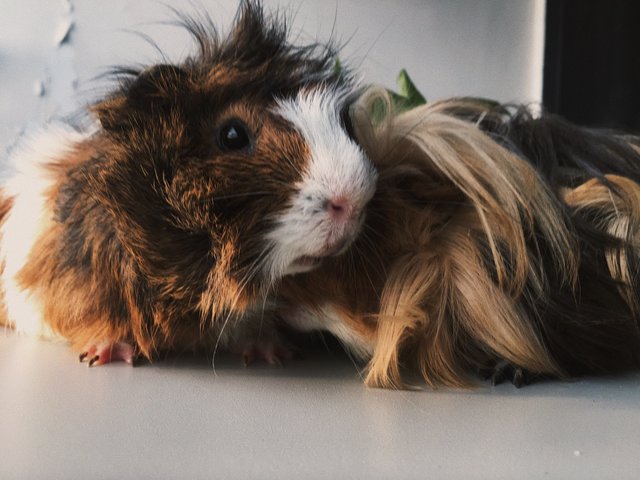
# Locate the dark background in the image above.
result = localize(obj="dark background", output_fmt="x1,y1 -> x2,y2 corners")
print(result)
543,0 -> 640,131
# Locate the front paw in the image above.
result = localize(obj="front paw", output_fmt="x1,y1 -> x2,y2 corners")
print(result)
78,341 -> 137,367
479,360 -> 534,388
241,341 -> 294,367
231,336 -> 294,367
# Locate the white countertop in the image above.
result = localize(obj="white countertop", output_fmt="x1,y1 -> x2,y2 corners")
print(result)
2,330 -> 639,480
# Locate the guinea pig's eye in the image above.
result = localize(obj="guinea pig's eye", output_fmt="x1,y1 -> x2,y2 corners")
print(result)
218,120 -> 252,152
340,104 -> 357,142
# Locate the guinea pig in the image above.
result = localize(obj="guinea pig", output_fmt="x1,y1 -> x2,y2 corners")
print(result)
277,87 -> 640,389
0,0 -> 376,366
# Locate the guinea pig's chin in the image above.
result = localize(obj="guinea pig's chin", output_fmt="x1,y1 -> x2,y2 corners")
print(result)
284,231 -> 357,276
284,257 -> 323,276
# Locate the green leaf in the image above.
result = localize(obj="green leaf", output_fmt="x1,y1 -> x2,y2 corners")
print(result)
333,56 -> 428,123
397,69 -> 425,102
393,69 -> 427,112
333,57 -> 343,76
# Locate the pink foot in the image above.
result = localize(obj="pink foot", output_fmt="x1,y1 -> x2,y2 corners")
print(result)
78,341 -> 136,367
233,341 -> 294,367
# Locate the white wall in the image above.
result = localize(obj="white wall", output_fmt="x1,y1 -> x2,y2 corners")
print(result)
0,0 -> 545,154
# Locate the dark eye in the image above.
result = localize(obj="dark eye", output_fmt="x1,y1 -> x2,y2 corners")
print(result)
340,103 -> 357,142
218,120 -> 252,152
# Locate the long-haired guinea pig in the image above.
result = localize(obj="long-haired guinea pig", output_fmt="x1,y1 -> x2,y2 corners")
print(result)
0,1 -> 376,366
278,87 -> 640,389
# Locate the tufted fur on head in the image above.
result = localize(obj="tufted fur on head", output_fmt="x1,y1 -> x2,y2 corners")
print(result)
280,87 -> 640,388
0,0 -> 375,364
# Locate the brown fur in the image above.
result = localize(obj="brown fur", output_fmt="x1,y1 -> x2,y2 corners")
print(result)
1,2 -> 349,362
11,102 -> 311,359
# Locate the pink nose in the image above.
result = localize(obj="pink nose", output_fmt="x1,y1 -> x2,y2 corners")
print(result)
326,197 -> 353,219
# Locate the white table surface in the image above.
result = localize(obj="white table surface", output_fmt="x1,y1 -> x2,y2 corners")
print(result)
1,329 -> 639,480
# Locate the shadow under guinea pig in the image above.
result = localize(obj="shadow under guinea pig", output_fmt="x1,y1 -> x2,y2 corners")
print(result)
151,331 -> 368,383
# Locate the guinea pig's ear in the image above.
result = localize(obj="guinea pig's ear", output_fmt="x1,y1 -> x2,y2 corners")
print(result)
126,64 -> 188,106
94,64 -> 189,133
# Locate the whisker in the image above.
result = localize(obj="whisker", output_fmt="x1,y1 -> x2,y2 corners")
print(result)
342,342 -> 367,383
210,246 -> 274,373
360,226 -> 388,276
353,240 -> 381,301
196,191 -> 277,203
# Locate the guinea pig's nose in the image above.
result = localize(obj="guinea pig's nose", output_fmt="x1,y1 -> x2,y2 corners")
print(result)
324,197 -> 353,220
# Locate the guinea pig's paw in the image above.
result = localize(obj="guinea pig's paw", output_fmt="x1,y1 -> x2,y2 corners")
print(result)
234,338 -> 294,367
481,360 -> 532,388
78,341 -> 136,367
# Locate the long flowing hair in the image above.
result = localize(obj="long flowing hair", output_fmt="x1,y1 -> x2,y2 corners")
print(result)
349,88 -> 640,388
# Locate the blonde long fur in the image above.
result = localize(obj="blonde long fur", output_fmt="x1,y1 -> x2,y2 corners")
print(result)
292,83 -> 636,388
350,89 -> 583,387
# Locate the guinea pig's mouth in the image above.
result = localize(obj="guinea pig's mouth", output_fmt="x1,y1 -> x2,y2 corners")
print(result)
292,238 -> 352,270
292,255 -> 324,269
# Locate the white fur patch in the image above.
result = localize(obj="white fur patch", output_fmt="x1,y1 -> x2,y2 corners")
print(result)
282,303 -> 372,360
267,87 -> 377,279
1,125 -> 86,338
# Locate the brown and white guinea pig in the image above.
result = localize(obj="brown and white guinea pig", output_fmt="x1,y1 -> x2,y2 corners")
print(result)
278,88 -> 640,389
0,1 -> 376,366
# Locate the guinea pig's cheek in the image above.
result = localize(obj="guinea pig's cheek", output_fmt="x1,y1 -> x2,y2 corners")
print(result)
265,87 -> 378,279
